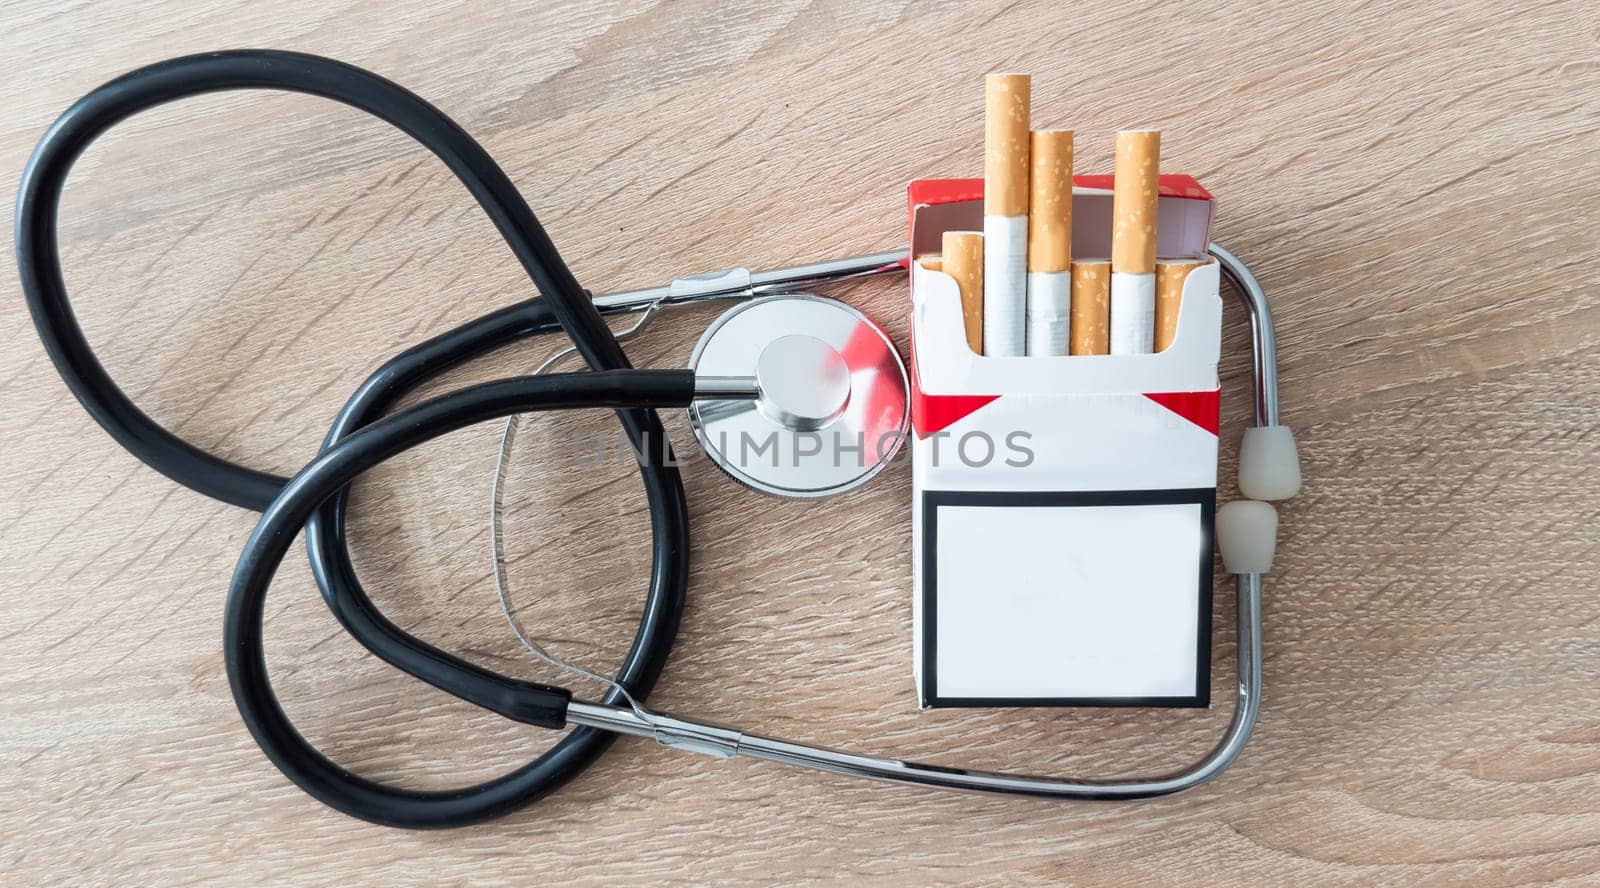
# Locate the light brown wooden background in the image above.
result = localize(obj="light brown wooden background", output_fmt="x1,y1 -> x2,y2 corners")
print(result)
3,1 -> 1597,885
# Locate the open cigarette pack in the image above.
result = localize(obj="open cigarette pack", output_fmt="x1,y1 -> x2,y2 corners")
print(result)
908,175 -> 1222,708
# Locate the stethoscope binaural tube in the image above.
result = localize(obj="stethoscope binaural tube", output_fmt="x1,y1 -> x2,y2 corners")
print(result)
16,49 -> 688,828
566,245 -> 1284,799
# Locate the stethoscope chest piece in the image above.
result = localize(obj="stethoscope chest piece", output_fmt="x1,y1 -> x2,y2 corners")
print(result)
689,294 -> 909,498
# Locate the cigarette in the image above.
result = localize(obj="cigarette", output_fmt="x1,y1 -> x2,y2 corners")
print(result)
1026,128 -> 1073,355
983,73 -> 1029,357
1109,129 -> 1160,355
1154,257 -> 1206,353
917,254 -> 943,273
942,230 -> 984,355
1069,258 -> 1110,356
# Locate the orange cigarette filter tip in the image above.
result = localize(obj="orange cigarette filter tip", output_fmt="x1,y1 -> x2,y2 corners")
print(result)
984,73 -> 1031,217
1028,129 -> 1073,272
917,254 -> 943,273
1154,257 -> 1206,352
942,231 -> 984,355
1111,130 -> 1160,274
1070,259 -> 1110,356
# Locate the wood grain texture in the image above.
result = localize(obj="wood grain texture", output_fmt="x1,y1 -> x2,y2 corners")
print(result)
2,1 -> 1597,884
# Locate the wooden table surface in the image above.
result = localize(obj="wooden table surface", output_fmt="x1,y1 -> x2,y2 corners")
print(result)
3,1 -> 1597,885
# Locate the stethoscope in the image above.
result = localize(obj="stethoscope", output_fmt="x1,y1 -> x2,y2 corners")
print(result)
18,50 -> 1298,829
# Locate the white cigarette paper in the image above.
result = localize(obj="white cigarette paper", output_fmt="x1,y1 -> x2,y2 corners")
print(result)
1026,270 -> 1071,356
1109,271 -> 1155,355
983,214 -> 1027,356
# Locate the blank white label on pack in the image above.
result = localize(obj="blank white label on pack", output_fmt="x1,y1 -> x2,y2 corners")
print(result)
927,498 -> 1206,702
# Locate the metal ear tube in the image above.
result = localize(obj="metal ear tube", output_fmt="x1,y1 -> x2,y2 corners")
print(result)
555,245 -> 1283,798
1213,243 -> 1298,574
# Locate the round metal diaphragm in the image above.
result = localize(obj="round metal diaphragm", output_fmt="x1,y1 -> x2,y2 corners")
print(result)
689,294 -> 909,498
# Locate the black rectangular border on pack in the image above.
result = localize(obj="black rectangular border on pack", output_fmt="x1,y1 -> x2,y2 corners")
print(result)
920,487 -> 1215,708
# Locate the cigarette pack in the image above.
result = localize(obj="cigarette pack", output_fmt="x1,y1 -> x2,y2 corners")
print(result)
908,176 -> 1220,708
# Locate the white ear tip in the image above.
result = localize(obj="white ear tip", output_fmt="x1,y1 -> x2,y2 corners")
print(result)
1217,500 -> 1278,574
1239,425 -> 1301,501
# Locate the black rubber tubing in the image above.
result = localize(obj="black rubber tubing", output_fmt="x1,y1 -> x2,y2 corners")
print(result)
16,50 -> 692,827
230,370 -> 696,826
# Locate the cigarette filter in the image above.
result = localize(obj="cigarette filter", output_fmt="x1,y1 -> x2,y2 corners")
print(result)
1110,130 -> 1160,355
1069,258 -> 1110,356
1154,257 -> 1206,353
918,255 -> 943,273
1111,130 -> 1160,274
942,231 -> 984,355
1027,129 -> 1073,355
983,73 -> 1030,356
1075,259 -> 1113,356
984,74 -> 1031,218
1027,129 -> 1073,271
